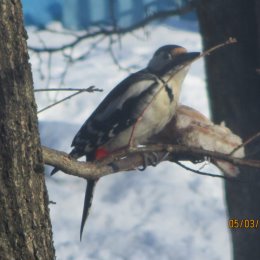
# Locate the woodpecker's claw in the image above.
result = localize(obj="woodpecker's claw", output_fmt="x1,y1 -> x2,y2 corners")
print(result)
160,151 -> 170,162
149,151 -> 170,165
108,162 -> 120,172
138,152 -> 162,171
138,159 -> 147,171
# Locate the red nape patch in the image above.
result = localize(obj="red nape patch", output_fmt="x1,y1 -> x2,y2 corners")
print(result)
95,148 -> 109,160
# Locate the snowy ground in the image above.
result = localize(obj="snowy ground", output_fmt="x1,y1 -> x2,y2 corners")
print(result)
28,20 -> 231,260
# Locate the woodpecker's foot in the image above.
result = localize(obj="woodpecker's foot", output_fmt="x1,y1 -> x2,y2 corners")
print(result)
107,162 -> 120,172
138,151 -> 170,171
160,152 -> 170,162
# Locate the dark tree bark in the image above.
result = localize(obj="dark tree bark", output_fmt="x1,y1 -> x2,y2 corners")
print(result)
196,1 -> 260,260
0,1 -> 55,260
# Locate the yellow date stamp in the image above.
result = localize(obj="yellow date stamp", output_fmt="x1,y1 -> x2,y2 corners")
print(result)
228,219 -> 259,229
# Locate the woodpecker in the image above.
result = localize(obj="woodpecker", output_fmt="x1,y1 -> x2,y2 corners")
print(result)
51,45 -> 199,240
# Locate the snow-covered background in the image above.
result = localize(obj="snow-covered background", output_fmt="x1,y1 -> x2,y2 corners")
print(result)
28,20 -> 231,260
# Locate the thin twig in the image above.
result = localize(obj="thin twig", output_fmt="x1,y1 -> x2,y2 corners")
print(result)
38,91 -> 83,114
45,53 -> 52,95
176,161 -> 248,184
175,161 -> 229,180
58,47 -> 74,89
108,36 -> 132,72
35,87 -> 102,92
230,131 -> 260,156
69,35 -> 106,62
37,86 -> 102,113
36,52 -> 45,80
199,37 -> 237,58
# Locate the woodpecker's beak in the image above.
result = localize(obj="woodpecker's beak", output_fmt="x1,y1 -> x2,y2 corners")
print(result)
173,51 -> 201,66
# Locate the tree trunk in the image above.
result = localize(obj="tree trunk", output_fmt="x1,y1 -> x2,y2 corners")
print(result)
0,1 -> 55,260
196,0 -> 260,260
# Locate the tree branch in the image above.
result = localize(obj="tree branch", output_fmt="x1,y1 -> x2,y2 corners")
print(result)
42,144 -> 260,180
34,87 -> 103,92
36,86 -> 102,113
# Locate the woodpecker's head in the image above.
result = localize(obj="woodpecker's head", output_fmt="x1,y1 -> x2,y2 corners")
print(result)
147,45 -> 200,77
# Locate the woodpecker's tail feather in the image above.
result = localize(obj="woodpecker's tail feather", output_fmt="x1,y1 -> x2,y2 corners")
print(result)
50,147 -> 84,176
80,179 -> 98,241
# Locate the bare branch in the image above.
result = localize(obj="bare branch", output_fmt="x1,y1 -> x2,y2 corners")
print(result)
34,87 -> 103,92
28,3 -> 195,54
58,48 -> 74,88
200,37 -> 237,57
108,36 -> 132,72
230,131 -> 260,156
42,144 -> 260,180
68,35 -> 106,63
42,146 -> 113,179
37,86 -> 103,113
45,53 -> 52,92
175,161 -> 229,180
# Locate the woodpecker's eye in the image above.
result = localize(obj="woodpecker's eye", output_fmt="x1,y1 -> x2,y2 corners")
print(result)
163,53 -> 172,60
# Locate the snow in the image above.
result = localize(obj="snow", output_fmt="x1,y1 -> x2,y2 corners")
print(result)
27,20 -> 231,260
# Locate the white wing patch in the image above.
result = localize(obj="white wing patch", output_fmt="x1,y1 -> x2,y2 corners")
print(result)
95,79 -> 157,121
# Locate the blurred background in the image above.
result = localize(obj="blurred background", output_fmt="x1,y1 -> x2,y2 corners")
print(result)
22,0 -> 196,29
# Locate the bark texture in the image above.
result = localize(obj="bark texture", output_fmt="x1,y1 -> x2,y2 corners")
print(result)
0,1 -> 55,260
196,1 -> 260,259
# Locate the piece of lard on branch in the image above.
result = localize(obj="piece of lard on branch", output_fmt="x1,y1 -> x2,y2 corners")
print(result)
151,105 -> 244,177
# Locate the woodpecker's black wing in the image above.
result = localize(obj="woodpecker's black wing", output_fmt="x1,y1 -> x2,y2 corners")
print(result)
71,69 -> 160,154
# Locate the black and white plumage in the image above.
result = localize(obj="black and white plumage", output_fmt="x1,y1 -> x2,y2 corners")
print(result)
51,45 -> 200,240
